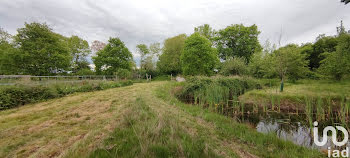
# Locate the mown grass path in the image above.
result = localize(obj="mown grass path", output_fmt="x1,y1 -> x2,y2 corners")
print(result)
0,81 -> 322,158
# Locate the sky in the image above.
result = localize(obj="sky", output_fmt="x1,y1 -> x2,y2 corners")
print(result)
0,0 -> 349,64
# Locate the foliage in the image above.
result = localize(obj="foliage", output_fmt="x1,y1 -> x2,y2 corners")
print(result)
194,24 -> 215,40
67,35 -> 91,72
215,24 -> 262,62
248,51 -> 269,78
116,68 -> 132,79
0,80 -> 133,110
157,34 -> 187,75
177,76 -> 262,106
181,33 -> 218,76
136,44 -> 150,70
269,44 -> 309,81
93,37 -> 133,75
0,36 -> 20,74
149,42 -> 161,57
303,35 -> 338,70
220,57 -> 248,76
319,34 -> 350,80
91,40 -> 106,52
75,68 -> 95,76
14,22 -> 71,75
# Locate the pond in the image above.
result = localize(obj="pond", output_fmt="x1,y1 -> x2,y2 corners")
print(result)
240,111 -> 350,150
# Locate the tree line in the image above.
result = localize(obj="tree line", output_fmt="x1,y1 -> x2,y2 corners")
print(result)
1,21 -> 349,81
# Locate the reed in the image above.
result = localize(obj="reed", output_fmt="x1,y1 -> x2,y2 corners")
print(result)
304,96 -> 313,128
316,97 -> 325,121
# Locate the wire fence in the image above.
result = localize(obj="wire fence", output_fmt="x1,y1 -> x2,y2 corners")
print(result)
0,75 -> 120,86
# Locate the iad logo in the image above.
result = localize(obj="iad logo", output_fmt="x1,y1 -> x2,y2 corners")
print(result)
313,121 -> 349,157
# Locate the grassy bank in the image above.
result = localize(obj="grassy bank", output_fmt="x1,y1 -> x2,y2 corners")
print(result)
239,79 -> 350,113
154,81 -> 322,158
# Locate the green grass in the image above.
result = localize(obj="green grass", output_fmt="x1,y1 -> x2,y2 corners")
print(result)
240,79 -> 350,110
154,81 -> 323,158
0,81 -> 324,157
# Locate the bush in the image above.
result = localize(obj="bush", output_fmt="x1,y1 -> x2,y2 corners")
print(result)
177,76 -> 261,105
116,69 -> 132,79
0,80 -> 133,110
220,57 -> 248,76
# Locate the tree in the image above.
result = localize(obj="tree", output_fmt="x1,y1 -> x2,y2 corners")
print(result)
270,44 -> 309,82
157,34 -> 187,75
319,34 -> 350,80
215,24 -> 262,62
337,20 -> 347,35
181,33 -> 218,76
0,27 -> 12,43
136,44 -> 150,70
93,37 -> 133,75
299,35 -> 338,71
194,24 -> 215,40
149,42 -> 161,57
67,35 -> 91,72
14,22 -> 71,75
248,40 -> 277,78
0,28 -> 21,74
91,40 -> 106,53
220,57 -> 248,76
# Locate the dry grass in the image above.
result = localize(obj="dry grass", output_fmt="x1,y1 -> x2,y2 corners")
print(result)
0,84 -> 142,158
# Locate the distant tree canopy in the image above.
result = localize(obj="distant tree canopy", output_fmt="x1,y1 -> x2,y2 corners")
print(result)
319,33 -> 350,80
14,22 -> 71,75
215,24 -> 262,62
0,28 -> 19,74
194,24 -> 215,40
93,37 -> 133,75
67,35 -> 91,72
157,34 -> 187,75
1,20 -> 349,81
181,33 -> 218,76
299,35 -> 338,70
136,44 -> 150,70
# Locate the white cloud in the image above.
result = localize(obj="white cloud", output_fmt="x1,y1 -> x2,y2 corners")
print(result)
0,0 -> 349,63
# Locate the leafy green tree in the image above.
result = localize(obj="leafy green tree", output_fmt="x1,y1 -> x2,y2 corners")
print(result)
215,24 -> 262,62
149,42 -> 161,57
136,44 -> 150,70
307,35 -> 338,70
181,33 -> 218,76
319,34 -> 350,80
93,37 -> 133,75
0,28 -> 21,74
14,22 -> 71,75
194,24 -> 215,40
220,57 -> 248,76
270,44 -> 309,81
157,34 -> 186,75
67,35 -> 91,72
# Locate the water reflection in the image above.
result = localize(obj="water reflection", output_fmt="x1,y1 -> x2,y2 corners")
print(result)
242,113 -> 349,150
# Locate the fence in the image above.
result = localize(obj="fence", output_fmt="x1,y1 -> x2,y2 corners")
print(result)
0,75 -> 120,86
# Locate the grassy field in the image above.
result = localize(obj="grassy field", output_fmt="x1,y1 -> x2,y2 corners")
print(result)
0,81 -> 322,158
240,79 -> 350,111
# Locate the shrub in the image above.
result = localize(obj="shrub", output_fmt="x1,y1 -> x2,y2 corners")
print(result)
177,76 -> 261,105
220,57 -> 248,76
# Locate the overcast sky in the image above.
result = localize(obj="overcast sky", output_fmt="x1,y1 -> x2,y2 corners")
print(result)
0,0 -> 349,62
